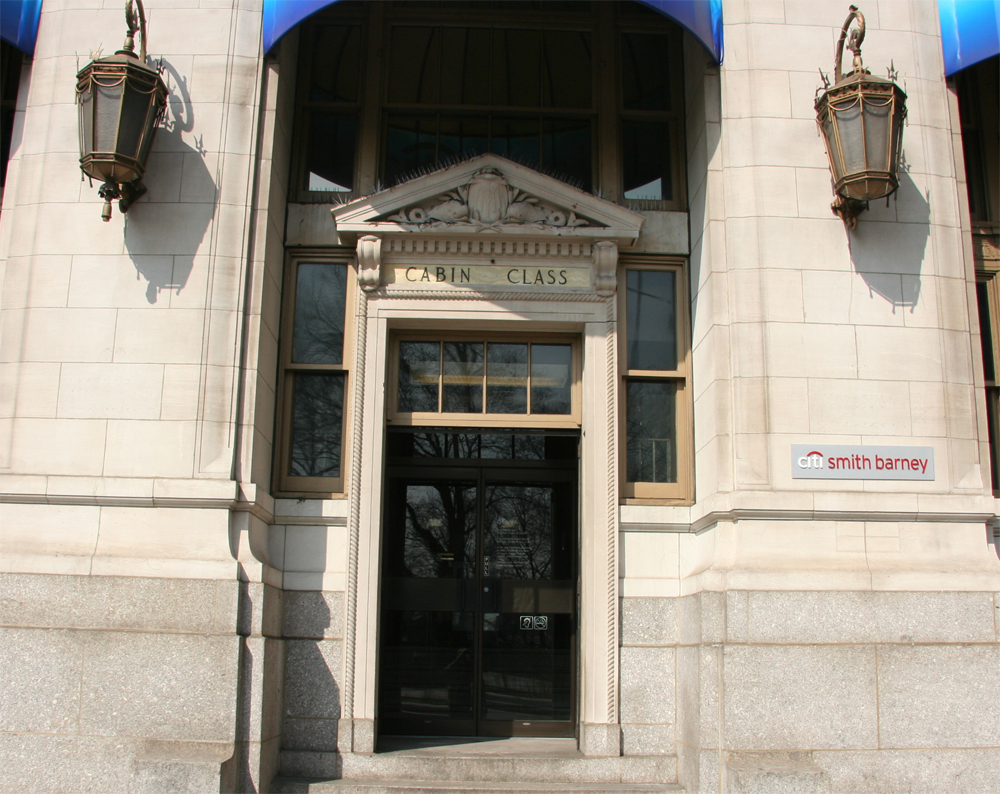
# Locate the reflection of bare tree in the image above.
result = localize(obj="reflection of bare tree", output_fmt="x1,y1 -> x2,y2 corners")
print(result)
625,380 -> 675,483
484,486 -> 552,579
403,484 -> 477,578
486,343 -> 528,414
292,265 -> 347,364
398,341 -> 440,412
289,373 -> 345,477
443,342 -> 484,412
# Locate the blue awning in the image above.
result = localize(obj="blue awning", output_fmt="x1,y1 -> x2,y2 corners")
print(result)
939,0 -> 1000,75
263,0 -> 724,62
0,0 -> 42,56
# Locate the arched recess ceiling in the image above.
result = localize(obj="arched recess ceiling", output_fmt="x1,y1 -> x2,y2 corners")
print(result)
939,0 -> 1000,75
262,0 -> 724,62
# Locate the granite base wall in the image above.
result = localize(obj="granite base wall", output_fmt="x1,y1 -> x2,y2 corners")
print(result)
660,589 -> 1000,794
0,573 -> 245,794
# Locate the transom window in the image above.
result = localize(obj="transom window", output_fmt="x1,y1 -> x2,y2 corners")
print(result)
389,335 -> 581,427
293,1 -> 685,208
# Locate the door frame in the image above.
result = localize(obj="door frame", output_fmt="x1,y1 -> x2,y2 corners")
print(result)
377,447 -> 579,738
340,288 -> 622,756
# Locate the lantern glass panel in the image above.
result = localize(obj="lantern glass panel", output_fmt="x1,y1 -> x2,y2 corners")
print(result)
833,99 -> 865,174
94,82 -> 124,152
820,112 -> 842,178
78,89 -> 94,156
136,97 -> 157,167
863,98 -> 891,173
119,79 -> 151,160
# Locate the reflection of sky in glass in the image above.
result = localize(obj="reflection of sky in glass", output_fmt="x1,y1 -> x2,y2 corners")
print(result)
398,341 -> 440,412
487,343 -> 528,414
484,485 -> 552,580
626,380 -> 677,483
530,344 -> 571,414
443,342 -> 484,413
626,270 -> 677,371
288,372 -> 344,477
292,264 -> 346,364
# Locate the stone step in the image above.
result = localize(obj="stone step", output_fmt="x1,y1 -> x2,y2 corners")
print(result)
279,751 -> 678,785
273,779 -> 683,794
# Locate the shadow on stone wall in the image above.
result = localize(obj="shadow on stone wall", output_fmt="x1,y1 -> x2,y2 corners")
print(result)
123,58 -> 215,304
847,170 -> 931,312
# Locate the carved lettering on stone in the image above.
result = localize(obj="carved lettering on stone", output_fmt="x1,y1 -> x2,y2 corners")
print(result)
386,167 -> 595,231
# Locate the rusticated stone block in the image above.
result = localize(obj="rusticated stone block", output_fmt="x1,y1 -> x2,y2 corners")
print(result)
724,645 -> 878,750
283,638 -> 342,720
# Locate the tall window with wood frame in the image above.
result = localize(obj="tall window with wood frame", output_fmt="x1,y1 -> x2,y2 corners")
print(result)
957,56 -> 1000,493
620,259 -> 690,500
276,255 -> 355,494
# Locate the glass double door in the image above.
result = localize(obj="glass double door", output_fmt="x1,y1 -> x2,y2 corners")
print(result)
378,463 -> 577,737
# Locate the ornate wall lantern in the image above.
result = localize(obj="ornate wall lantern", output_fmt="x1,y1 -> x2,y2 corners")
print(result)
76,0 -> 167,221
815,5 -> 907,227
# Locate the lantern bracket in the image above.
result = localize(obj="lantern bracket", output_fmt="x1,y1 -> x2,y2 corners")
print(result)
835,5 -> 867,83
831,196 -> 868,229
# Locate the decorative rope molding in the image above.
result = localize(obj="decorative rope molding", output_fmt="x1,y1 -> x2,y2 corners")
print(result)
342,287 -> 369,730
604,301 -> 619,724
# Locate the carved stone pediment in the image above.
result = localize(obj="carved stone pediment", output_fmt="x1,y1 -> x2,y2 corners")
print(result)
332,154 -> 644,244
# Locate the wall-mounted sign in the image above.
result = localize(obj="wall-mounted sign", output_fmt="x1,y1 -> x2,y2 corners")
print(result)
791,444 -> 935,480
386,264 -> 591,288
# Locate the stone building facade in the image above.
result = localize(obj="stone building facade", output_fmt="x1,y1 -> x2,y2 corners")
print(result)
1,1 -> 998,793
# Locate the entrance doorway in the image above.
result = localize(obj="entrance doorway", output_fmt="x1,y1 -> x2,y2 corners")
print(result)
378,429 -> 578,738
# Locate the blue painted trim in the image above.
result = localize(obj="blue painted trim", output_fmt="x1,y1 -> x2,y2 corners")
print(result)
939,0 -> 1000,75
262,0 -> 724,62
0,0 -> 43,56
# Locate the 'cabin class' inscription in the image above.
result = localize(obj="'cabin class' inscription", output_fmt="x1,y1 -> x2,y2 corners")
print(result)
386,264 -> 591,288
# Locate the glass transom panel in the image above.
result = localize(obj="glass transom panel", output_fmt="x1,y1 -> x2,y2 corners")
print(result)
396,339 -> 574,419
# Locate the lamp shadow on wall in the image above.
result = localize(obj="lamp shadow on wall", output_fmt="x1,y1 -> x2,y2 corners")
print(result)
123,58 -> 216,304
847,170 -> 931,312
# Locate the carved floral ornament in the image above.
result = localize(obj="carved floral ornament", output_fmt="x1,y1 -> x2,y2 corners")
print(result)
385,167 -> 593,231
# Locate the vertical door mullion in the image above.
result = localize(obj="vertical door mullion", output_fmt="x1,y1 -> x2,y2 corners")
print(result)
473,468 -> 487,733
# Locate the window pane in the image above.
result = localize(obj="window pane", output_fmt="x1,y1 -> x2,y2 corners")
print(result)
491,117 -> 541,166
440,27 -> 491,105
626,380 -> 677,483
289,373 -> 345,478
621,32 -> 672,111
399,341 -> 440,412
542,31 -> 591,109
385,115 -> 438,185
493,29 -> 541,107
292,264 -> 347,364
310,25 -> 361,102
627,270 -> 677,371
388,27 -> 440,104
438,116 -> 489,161
622,120 -> 672,201
542,118 -> 591,191
978,282 -> 996,382
443,342 -> 485,413
487,343 -> 528,414
306,114 -> 356,192
530,344 -> 572,414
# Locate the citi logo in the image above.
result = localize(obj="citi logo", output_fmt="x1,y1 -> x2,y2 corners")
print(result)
797,451 -> 825,469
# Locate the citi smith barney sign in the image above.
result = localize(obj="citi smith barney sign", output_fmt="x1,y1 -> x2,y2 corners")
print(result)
791,444 -> 935,480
